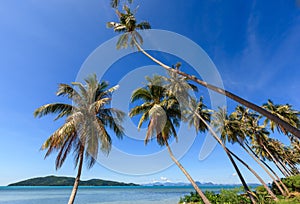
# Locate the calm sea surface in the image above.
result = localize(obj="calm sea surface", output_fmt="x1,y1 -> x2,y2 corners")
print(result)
0,186 -> 240,204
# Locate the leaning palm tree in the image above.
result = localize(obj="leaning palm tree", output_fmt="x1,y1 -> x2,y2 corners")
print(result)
212,108 -> 279,202
267,139 -> 299,176
107,5 -> 300,138
161,70 -> 257,203
129,75 -> 211,204
34,74 -> 125,204
251,132 -> 291,177
262,100 -> 300,141
231,106 -> 289,196
230,106 -> 289,196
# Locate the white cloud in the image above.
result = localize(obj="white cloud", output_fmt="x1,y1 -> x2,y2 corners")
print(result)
160,177 -> 167,181
160,177 -> 171,182
232,173 -> 237,177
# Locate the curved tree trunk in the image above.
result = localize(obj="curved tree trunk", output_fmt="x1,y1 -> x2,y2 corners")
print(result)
165,141 -> 211,204
227,149 -> 278,201
132,39 -> 300,139
240,142 -> 287,196
245,143 -> 290,196
261,142 -> 290,177
284,159 -> 298,175
278,159 -> 292,176
68,146 -> 84,204
193,112 -> 256,204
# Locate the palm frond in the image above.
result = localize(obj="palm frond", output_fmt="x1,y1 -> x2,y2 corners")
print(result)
91,97 -> 111,113
136,21 -> 151,30
71,82 -> 88,101
116,33 -> 129,49
56,83 -> 82,103
55,132 -> 77,169
129,102 -> 153,117
111,0 -> 120,8
34,103 -> 74,120
132,31 -> 143,45
95,118 -> 112,154
137,112 -> 149,129
131,88 -> 152,103
98,108 -> 125,138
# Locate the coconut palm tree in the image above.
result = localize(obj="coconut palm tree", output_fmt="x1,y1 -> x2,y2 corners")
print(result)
107,5 -> 151,50
107,6 -> 300,139
160,69 -> 257,203
266,139 -> 299,176
231,106 -> 289,196
34,74 -> 125,204
251,133 -> 292,178
129,75 -> 211,204
184,97 -> 211,134
212,108 -> 279,202
262,100 -> 300,136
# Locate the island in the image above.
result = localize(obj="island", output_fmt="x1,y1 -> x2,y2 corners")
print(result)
8,175 -> 139,186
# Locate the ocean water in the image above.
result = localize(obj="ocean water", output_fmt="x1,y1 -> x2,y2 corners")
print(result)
0,186 -> 238,204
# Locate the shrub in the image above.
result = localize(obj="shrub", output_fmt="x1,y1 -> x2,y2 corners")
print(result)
271,175 -> 300,195
179,188 -> 250,204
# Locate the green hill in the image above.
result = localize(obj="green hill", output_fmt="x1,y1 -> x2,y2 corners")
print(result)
8,175 -> 139,186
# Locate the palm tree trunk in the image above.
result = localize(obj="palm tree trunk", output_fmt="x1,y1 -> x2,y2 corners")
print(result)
244,143 -> 290,196
227,149 -> 278,201
132,38 -> 300,139
165,141 -> 211,204
284,159 -> 298,175
261,143 -> 290,177
68,146 -> 84,204
240,142 -> 287,196
278,159 -> 292,176
193,112 -> 256,204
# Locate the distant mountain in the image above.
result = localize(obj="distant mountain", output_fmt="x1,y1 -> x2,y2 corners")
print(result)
143,182 -> 210,187
143,181 -> 259,187
8,176 -> 139,186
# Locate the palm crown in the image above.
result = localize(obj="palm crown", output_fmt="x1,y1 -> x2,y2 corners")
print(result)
107,5 -> 151,49
129,75 -> 180,146
34,74 -> 125,169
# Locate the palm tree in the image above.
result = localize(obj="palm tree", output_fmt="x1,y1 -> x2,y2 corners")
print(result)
251,134 -> 291,178
212,108 -> 279,202
160,69 -> 257,203
266,139 -> 299,176
129,75 -> 211,204
184,97 -> 211,133
262,100 -> 300,136
34,75 -> 125,204
231,106 -> 289,196
107,6 -> 300,139
161,66 -> 198,107
107,5 -> 151,50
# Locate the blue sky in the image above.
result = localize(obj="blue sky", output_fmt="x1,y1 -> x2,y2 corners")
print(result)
0,0 -> 300,186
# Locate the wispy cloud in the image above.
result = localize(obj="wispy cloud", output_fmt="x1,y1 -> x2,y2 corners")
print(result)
221,4 -> 300,103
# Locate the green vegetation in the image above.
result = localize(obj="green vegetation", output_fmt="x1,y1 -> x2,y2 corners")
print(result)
271,175 -> 300,194
179,183 -> 300,204
179,188 -> 250,204
8,176 -> 138,186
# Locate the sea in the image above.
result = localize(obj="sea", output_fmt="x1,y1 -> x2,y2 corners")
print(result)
0,185 -> 243,204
